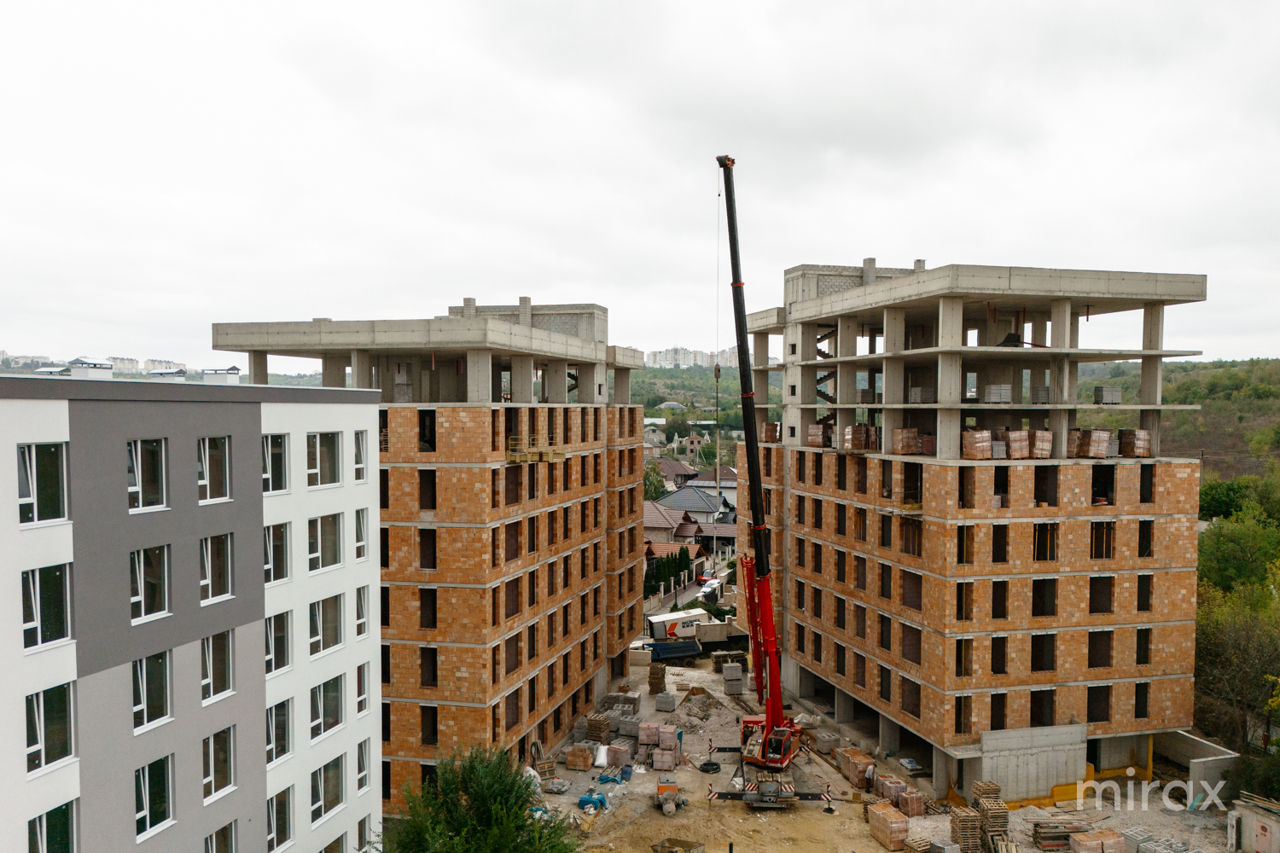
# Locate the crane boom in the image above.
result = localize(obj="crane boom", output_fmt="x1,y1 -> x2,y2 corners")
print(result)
717,155 -> 799,771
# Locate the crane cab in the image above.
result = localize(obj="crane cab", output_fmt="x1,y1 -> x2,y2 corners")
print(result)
740,714 -> 802,771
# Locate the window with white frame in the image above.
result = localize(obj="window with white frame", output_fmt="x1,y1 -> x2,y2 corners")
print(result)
355,508 -> 368,560
265,612 -> 290,675
203,821 -> 236,853
134,755 -> 172,837
267,787 -> 292,851
126,438 -> 166,511
17,443 -> 67,524
358,816 -> 371,850
354,430 -> 368,482
132,650 -> 170,730
129,546 -> 168,622
357,738 -> 371,791
197,436 -> 231,502
26,682 -> 73,772
355,586 -> 369,637
320,835 -> 346,853
262,434 -> 287,493
309,594 -> 343,656
263,523 -> 289,584
356,662 -> 370,714
202,726 -> 235,800
308,514 -> 342,572
266,699 -> 291,764
310,675 -> 343,740
22,563 -> 71,648
200,533 -> 234,602
307,432 -> 341,487
28,799 -> 76,853
311,754 -> 344,823
201,630 -> 233,701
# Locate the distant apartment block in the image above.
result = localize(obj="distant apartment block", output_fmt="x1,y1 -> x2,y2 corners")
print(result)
740,260 -> 1204,800
3,376 -> 380,852
214,297 -> 646,813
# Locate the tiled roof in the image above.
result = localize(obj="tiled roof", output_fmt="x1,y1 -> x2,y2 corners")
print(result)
698,523 -> 737,539
645,540 -> 707,560
656,458 -> 698,478
655,486 -> 721,513
644,501 -> 685,530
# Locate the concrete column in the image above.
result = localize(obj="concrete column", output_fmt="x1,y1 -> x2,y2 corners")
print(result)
248,352 -> 268,385
518,296 -> 532,327
579,362 -> 607,403
752,333 -> 771,368
933,745 -> 956,799
863,257 -> 877,287
1141,303 -> 1164,406
510,356 -> 535,403
465,350 -> 493,403
835,690 -> 854,724
350,350 -> 373,389
936,298 -> 965,461
836,317 -> 859,438
545,361 -> 569,404
938,297 -> 965,348
883,308 -> 906,437
879,715 -> 900,754
1049,300 -> 1071,349
613,368 -> 631,405
321,354 -> 347,388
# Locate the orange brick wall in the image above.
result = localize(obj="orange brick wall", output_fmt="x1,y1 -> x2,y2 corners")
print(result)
738,444 -> 1198,750
381,403 -> 644,812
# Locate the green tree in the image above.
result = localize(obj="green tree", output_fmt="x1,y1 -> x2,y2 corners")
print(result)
379,747 -> 580,853
1199,501 -> 1280,590
1201,477 -> 1251,521
1196,583 -> 1280,751
643,460 -> 665,501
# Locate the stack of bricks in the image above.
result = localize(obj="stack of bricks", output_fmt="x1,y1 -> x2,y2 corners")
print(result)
1069,831 -> 1125,853
648,662 -> 666,695
607,738 -> 634,766
868,802 -> 910,851
898,789 -> 925,817
565,743 -> 593,771
876,773 -> 906,806
1006,430 -> 1030,459
1031,429 -> 1053,457
951,806 -> 981,853
835,747 -> 876,788
891,428 -> 919,455
1120,429 -> 1151,457
962,429 -> 992,459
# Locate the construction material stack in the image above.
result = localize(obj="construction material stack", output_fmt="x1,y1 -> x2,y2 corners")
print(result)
722,661 -> 743,696
899,789 -> 925,817
587,713 -> 611,744
1069,831 -> 1125,853
979,798 -> 1010,853
835,747 -> 876,788
972,780 -> 1001,802
952,806 -> 982,853
649,662 -> 667,695
1031,820 -> 1095,851
869,802 -> 910,851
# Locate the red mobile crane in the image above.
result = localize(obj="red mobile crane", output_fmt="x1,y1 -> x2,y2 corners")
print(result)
708,156 -> 829,809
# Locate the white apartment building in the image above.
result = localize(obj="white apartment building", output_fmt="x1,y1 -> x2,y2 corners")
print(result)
3,376 -> 380,852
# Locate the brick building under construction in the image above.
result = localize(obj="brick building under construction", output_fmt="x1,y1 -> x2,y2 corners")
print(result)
738,260 -> 1205,800
215,298 -> 645,812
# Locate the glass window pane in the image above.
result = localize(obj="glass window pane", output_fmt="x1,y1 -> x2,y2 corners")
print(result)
34,444 -> 65,521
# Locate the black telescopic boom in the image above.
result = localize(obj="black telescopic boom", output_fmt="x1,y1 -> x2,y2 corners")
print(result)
717,155 -> 771,581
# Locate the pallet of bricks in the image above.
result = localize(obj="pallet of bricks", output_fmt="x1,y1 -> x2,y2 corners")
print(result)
843,424 -> 878,453
1068,830 -> 1124,853
807,423 -> 829,448
891,428 -> 919,455
962,430 -> 992,460
1067,429 -> 1111,459
1031,820 -> 1095,852
835,747 -> 876,789
869,802 -> 910,851
951,806 -> 982,853
1119,429 -> 1151,457
876,773 -> 907,806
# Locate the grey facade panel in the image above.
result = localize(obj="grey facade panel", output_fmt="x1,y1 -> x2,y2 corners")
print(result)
0,374 -> 376,405
68,399 -> 265,677
76,636 -> 268,851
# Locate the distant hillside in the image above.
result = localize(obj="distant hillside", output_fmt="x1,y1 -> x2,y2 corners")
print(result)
632,365 -> 783,414
1076,360 -> 1280,479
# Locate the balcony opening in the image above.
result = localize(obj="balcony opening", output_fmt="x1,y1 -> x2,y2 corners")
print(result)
903,462 -> 922,504
1033,523 -> 1058,561
418,410 -> 436,452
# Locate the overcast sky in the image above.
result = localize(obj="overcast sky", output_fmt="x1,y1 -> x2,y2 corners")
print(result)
2,2 -> 1276,372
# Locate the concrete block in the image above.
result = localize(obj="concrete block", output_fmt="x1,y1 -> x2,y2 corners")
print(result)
638,722 -> 660,745
658,724 -> 679,750
652,748 -> 677,771
722,663 -> 743,680
655,692 -> 677,712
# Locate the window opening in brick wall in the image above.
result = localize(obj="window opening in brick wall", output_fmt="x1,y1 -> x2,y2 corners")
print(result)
1138,521 -> 1154,558
881,460 -> 893,499
796,452 -> 805,483
879,563 -> 892,599
991,692 -> 1007,730
1030,688 -> 1055,727
991,579 -> 1008,619
1136,627 -> 1151,665
813,454 -> 823,486
418,410 -> 436,452
900,677 -> 921,718
505,579 -> 519,619
1092,465 -> 1115,506
419,529 -> 436,570
958,467 -> 975,509
992,524 -> 1008,563
1030,634 -> 1056,671
1137,574 -> 1153,611
901,624 -> 921,664
1134,682 -> 1150,718
993,466 -> 1009,505
855,457 -> 867,493
879,666 -> 891,702
954,694 -> 972,734
836,455 -> 846,489
1032,578 -> 1057,616
855,556 -> 867,590
419,469 -> 436,510
1033,522 -> 1058,561
956,581 -> 973,621
1089,576 -> 1114,613
991,636 -> 1007,674
955,638 -> 973,676
880,514 -> 892,548
956,525 -> 974,564
1088,630 -> 1113,668
1090,522 -> 1115,560
1140,464 -> 1155,503
878,614 -> 892,650
855,605 -> 866,638
420,588 -> 436,629
812,498 -> 823,529
901,570 -> 922,610
1034,466 -> 1058,507
900,518 -> 922,557
1087,685 -> 1111,722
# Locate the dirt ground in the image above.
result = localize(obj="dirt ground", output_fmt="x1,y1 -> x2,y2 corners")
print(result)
537,660 -> 1229,853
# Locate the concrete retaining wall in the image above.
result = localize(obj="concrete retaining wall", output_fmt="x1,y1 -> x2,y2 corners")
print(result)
1155,731 -> 1238,795
981,724 -> 1087,801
